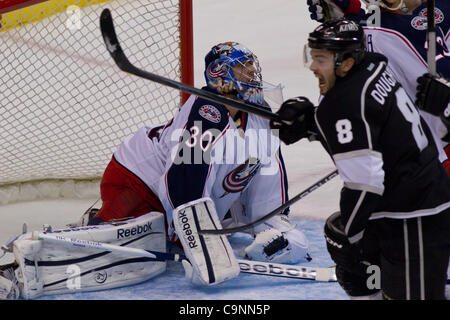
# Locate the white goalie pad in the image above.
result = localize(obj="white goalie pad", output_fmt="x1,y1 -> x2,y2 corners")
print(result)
12,212 -> 167,299
172,197 -> 240,285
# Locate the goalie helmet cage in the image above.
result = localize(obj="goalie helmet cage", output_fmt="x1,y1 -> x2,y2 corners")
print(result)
0,0 -> 193,204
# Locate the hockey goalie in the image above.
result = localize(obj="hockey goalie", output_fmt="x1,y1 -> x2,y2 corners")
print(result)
0,41 -> 310,299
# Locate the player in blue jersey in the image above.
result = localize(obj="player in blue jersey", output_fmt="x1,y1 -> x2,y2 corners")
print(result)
308,0 -> 449,42
307,0 -> 450,175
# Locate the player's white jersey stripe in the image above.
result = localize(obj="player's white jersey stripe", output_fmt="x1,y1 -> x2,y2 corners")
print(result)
370,199 -> 450,220
403,219 -> 411,300
361,61 -> 385,150
417,217 -> 425,300
345,191 -> 367,244
334,149 -> 385,195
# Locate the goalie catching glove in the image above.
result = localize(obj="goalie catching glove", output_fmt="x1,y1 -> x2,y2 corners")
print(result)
172,197 -> 240,286
240,229 -> 291,263
240,215 -> 311,264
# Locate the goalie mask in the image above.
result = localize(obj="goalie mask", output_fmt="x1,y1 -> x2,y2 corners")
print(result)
204,42 -> 283,109
303,19 -> 366,69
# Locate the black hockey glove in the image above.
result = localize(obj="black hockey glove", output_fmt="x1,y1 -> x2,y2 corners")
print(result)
416,73 -> 450,116
324,211 -> 380,297
270,97 -> 317,145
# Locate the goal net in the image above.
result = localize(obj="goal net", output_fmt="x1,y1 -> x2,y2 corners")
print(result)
0,0 -> 193,204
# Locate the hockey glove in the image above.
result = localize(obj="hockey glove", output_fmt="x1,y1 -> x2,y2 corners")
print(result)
416,73 -> 450,116
270,96 -> 317,145
307,0 -> 360,22
324,211 -> 380,297
240,228 -> 293,263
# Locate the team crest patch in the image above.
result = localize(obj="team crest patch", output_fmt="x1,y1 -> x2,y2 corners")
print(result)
199,105 -> 221,123
411,8 -> 444,30
222,158 -> 261,195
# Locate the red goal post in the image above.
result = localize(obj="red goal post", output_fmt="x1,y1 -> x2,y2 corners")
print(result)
0,0 -> 193,204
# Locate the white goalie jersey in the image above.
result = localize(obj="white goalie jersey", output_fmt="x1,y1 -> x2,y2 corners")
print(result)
113,93 -> 289,239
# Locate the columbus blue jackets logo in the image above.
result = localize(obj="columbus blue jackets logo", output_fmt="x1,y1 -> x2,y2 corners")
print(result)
221,158 -> 261,196
208,62 -> 227,78
199,105 -> 221,123
411,8 -> 444,30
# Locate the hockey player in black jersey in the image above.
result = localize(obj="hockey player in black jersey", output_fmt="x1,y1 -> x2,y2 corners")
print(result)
271,19 -> 450,299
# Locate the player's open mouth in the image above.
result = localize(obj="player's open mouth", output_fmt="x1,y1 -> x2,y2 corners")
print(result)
318,77 -> 326,89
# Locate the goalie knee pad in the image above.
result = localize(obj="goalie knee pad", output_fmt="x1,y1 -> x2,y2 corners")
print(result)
12,212 -> 167,299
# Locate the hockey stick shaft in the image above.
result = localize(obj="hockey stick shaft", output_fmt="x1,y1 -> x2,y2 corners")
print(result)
427,0 -> 437,75
199,169 -> 339,235
33,232 -> 184,262
33,232 -> 336,282
99,8 -> 281,122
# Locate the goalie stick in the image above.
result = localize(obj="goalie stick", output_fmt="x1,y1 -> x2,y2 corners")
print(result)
33,232 -> 337,282
99,8 -> 281,122
427,0 -> 437,75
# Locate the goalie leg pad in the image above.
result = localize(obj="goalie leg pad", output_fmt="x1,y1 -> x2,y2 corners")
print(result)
13,212 -> 167,299
172,197 -> 240,285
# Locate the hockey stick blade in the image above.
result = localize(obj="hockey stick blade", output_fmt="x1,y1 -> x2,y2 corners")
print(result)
99,9 -> 281,122
239,260 -> 336,282
199,169 -> 339,235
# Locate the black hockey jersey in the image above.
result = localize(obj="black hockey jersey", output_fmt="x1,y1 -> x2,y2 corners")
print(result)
315,52 -> 450,243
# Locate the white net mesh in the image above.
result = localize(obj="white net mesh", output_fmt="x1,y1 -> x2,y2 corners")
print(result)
0,0 -> 189,204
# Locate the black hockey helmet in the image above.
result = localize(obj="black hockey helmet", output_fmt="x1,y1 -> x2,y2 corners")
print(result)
307,18 -> 366,67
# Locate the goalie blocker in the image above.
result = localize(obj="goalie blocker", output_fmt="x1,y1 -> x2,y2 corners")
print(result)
3,212 -> 167,299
